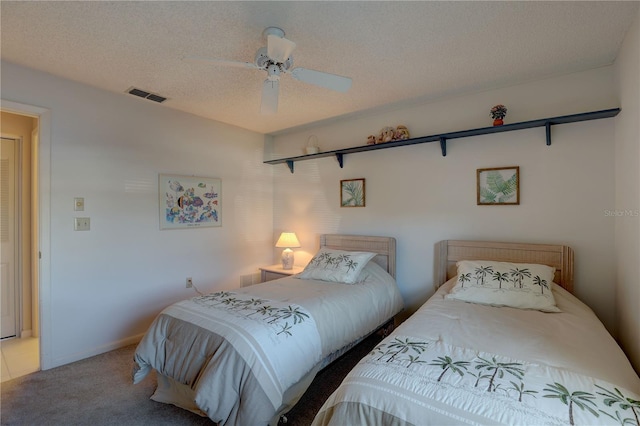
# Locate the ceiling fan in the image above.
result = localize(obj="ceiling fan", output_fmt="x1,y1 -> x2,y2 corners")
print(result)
184,27 -> 352,114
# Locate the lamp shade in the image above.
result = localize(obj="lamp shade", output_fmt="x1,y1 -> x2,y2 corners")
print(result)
275,232 -> 300,248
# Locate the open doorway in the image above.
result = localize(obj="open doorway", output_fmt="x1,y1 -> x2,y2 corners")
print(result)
0,111 -> 40,381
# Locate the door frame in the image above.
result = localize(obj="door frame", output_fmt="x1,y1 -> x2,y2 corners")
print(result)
1,100 -> 52,369
1,135 -> 22,339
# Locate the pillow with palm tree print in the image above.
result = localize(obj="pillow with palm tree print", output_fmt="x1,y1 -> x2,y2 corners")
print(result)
446,260 -> 560,312
297,248 -> 376,284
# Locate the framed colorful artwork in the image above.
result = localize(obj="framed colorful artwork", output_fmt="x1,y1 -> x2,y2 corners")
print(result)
341,178 -> 366,207
159,174 -> 221,229
477,166 -> 519,205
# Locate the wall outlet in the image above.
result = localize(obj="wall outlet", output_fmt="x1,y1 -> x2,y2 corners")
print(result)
186,277 -> 193,288
74,217 -> 90,231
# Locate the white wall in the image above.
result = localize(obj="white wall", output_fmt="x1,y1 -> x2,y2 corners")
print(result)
1,60 -> 274,367
271,67 -> 619,332
614,7 -> 640,373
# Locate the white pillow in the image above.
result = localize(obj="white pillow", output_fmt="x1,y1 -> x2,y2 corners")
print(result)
445,260 -> 561,312
297,248 -> 376,284
356,260 -> 392,284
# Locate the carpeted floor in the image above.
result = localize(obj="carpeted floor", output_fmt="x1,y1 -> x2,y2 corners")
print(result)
0,333 -> 381,425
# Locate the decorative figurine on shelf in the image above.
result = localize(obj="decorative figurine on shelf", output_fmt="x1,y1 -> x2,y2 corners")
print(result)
394,125 -> 410,140
377,126 -> 396,143
305,135 -> 320,154
368,125 -> 411,144
490,104 -> 508,126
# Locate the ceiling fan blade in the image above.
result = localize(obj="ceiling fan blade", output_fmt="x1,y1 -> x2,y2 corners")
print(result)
267,34 -> 296,63
289,67 -> 352,92
182,56 -> 258,69
261,79 -> 279,114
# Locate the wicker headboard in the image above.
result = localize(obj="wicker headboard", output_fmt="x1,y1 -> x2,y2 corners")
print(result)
320,234 -> 396,279
435,240 -> 574,293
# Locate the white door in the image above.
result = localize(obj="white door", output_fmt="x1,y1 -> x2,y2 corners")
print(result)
1,137 -> 19,339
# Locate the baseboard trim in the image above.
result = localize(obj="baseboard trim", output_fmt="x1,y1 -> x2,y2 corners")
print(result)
47,333 -> 145,370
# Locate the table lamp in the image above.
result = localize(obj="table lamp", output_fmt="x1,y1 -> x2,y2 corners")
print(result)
275,232 -> 300,270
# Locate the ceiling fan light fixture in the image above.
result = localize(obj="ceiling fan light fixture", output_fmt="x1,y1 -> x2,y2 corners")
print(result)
187,26 -> 352,114
255,47 -> 270,68
267,34 -> 296,63
266,64 -> 281,81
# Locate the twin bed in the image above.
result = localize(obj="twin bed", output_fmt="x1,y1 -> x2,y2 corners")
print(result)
134,236 -> 640,426
313,240 -> 640,425
133,234 -> 404,425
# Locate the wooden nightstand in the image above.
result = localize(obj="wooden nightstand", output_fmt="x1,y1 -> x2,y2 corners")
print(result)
259,264 -> 305,282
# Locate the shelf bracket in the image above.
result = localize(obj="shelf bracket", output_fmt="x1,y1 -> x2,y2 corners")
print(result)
286,160 -> 294,173
440,137 -> 447,157
545,121 -> 552,146
335,153 -> 344,168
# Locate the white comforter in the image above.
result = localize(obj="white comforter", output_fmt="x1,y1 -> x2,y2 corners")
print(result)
134,261 -> 403,425
314,279 -> 640,426
154,292 -> 322,410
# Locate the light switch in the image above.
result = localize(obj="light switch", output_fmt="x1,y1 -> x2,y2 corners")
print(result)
74,197 -> 84,211
74,217 -> 90,231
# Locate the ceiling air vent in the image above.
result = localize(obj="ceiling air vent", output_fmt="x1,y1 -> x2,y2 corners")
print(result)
126,87 -> 168,103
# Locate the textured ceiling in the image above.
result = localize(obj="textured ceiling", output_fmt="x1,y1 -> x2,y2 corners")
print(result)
1,1 -> 637,135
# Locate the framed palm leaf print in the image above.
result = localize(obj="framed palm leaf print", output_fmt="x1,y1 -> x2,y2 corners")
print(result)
477,166 -> 519,205
341,178 -> 365,207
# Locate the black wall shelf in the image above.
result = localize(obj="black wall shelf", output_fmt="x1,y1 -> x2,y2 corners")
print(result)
265,108 -> 620,173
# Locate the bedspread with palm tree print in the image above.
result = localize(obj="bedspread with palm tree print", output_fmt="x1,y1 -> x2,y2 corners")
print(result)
192,291 -> 313,337
355,336 -> 639,425
140,290 -> 322,412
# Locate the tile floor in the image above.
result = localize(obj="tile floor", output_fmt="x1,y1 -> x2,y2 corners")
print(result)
0,337 -> 39,382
